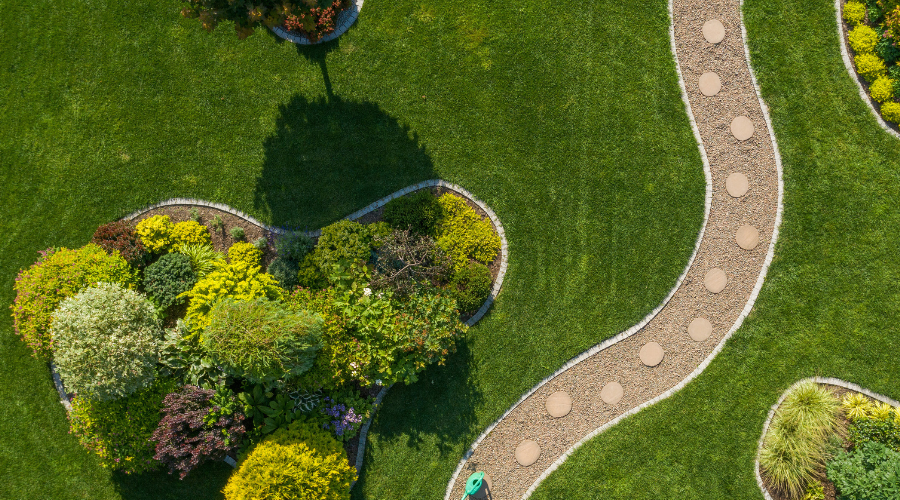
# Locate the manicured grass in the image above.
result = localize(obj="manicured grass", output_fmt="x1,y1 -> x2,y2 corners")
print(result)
529,0 -> 900,498
0,0 -> 703,499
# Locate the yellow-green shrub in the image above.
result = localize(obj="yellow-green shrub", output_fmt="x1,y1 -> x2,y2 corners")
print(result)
849,25 -> 879,54
856,52 -> 888,82
844,1 -> 867,26
179,260 -> 284,334
136,215 -> 175,253
171,220 -> 211,249
223,420 -> 355,500
871,76 -> 896,102
882,101 -> 900,122
228,241 -> 263,266
435,193 -> 501,270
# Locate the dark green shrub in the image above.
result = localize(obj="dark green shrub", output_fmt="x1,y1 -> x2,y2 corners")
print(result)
144,253 -> 198,311
297,253 -> 328,290
826,441 -> 900,500
268,257 -> 299,291
449,261 -> 492,313
203,298 -> 323,386
230,226 -> 245,241
275,231 -> 314,262
312,220 -> 385,271
383,190 -> 443,236
877,26 -> 900,64
850,416 -> 900,451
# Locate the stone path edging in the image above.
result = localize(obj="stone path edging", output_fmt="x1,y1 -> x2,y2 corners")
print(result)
270,0 -> 363,45
445,0 -> 785,498
754,377 -> 900,500
833,0 -> 900,140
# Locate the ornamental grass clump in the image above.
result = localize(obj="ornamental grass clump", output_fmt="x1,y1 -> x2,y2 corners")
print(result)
52,283 -> 163,401
222,420 -> 356,500
177,244 -> 225,278
151,386 -> 246,479
11,244 -> 137,359
758,381 -> 840,498
203,298 -> 323,386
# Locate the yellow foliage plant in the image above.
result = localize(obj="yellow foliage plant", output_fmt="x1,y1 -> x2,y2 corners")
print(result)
135,215 -> 175,253
855,52 -> 888,83
434,193 -> 501,270
881,101 -> 900,122
842,392 -> 874,421
843,1 -> 866,26
228,241 -> 263,266
849,24 -> 879,54
171,220 -> 211,250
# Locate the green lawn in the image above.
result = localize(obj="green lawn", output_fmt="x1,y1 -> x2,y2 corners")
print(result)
0,0 -> 704,499
529,0 -> 900,498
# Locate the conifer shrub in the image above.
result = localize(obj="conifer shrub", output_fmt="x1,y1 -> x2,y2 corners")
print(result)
382,190 -> 443,236
52,283 -> 163,401
449,261 -> 492,312
274,231 -> 314,262
91,221 -> 149,267
434,193 -> 501,270
268,257 -> 299,291
11,244 -> 137,359
222,419 -> 355,500
144,253 -> 197,311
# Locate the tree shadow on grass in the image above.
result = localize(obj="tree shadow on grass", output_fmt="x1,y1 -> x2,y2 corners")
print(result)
112,460 -> 233,500
254,93 -> 435,230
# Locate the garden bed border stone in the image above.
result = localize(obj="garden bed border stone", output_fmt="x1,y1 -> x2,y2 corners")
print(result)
754,377 -> 900,500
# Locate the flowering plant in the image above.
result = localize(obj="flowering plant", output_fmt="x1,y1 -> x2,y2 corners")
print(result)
180,0 -> 351,41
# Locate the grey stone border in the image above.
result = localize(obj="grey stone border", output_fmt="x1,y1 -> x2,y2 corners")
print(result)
754,377 -> 900,500
443,0 -> 786,497
834,0 -> 900,140
98,180 -> 508,478
269,0 -> 363,45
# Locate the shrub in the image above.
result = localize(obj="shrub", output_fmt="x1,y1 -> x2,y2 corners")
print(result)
758,381 -> 839,498
846,396 -> 900,451
136,215 -> 175,253
885,4 -> 900,43
856,52 -> 888,82
252,237 -> 267,251
370,229 -> 451,297
435,193 -> 501,270
11,244 -> 137,359
144,253 -> 197,311
69,377 -> 175,473
230,226 -> 245,241
171,220 -> 211,249
320,389 -> 374,442
449,261 -> 492,313
826,441 -> 900,500
159,320 -> 229,389
849,24 -> 879,54
881,101 -> 900,121
182,0 -> 352,42
151,385 -> 246,479
91,221 -> 148,267
275,231 -> 314,262
177,244 -> 226,278
203,298 -> 323,386
871,76 -> 896,102
180,260 -> 284,334
268,257 -> 299,291
877,27 -> 900,64
222,420 -> 355,500
382,190 -> 443,236
844,1 -> 867,25
312,220 -> 383,271
296,253 -> 328,290
52,283 -> 163,401
843,392 -> 875,421
228,241 -> 263,266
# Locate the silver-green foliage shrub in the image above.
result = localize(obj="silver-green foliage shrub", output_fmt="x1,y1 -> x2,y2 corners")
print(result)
52,283 -> 163,401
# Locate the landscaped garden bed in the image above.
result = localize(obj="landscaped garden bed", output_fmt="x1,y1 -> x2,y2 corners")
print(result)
756,380 -> 900,500
12,185 -> 503,497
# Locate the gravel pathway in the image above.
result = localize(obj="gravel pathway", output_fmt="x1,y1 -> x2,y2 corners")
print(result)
445,1 -> 784,498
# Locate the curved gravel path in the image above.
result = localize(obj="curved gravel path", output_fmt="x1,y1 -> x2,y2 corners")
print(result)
445,1 -> 784,499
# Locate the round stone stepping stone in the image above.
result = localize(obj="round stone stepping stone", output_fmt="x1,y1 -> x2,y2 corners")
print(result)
736,225 -> 760,250
699,72 -> 722,96
688,317 -> 713,341
726,172 -> 749,198
705,268 -> 727,294
545,391 -> 572,418
703,19 -> 726,44
600,382 -> 624,405
730,116 -> 755,141
639,342 -> 664,367
471,473 -> 493,499
515,440 -> 541,467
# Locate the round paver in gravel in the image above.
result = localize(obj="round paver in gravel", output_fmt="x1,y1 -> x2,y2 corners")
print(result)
545,391 -> 572,418
699,72 -> 722,96
639,342 -> 665,367
515,440 -> 541,467
704,268 -> 727,294
735,225 -> 760,250
702,19 -> 726,43
730,116 -> 755,141
687,317 -> 713,341
726,172 -> 749,197
600,382 -> 624,405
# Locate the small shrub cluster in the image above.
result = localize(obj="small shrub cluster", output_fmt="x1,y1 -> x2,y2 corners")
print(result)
844,1 -> 867,25
845,1 -> 900,121
52,283 -> 163,401
850,24 -> 880,54
151,385 -> 246,479
91,221 -> 148,267
434,193 -> 501,270
222,420 -> 355,500
448,261 -> 492,313
11,244 -> 137,358
68,377 -> 176,474
843,393 -> 900,451
383,189 -> 443,236
136,216 -> 210,253
181,0 -> 352,42
228,241 -> 262,266
144,253 -> 197,311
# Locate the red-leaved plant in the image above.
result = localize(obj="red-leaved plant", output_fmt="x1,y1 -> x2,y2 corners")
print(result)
151,386 -> 246,479
91,221 -> 148,268
283,0 -> 349,41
